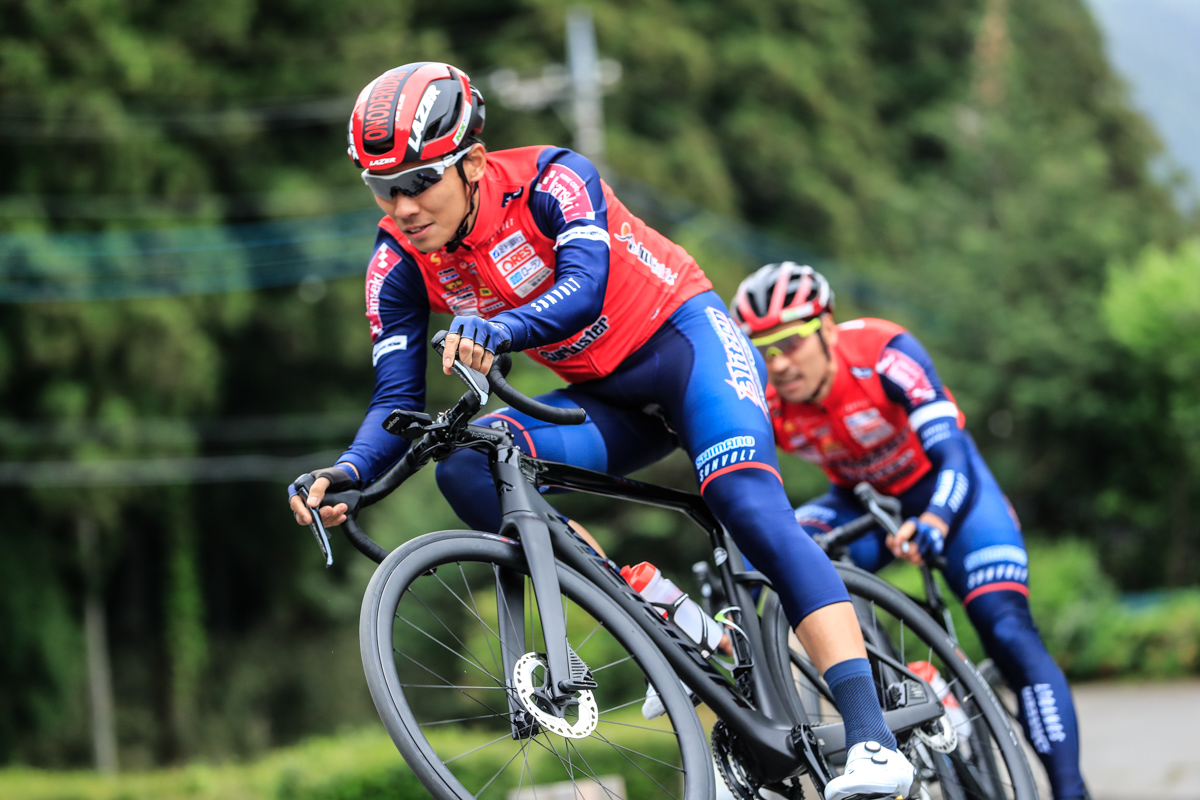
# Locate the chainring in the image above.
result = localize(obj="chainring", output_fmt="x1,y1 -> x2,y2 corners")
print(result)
711,720 -> 804,800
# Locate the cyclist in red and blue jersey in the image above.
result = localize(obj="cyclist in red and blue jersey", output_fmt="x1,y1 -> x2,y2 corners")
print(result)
731,262 -> 1089,800
288,62 -> 913,800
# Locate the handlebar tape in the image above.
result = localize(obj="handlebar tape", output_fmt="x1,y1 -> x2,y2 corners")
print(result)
487,366 -> 587,425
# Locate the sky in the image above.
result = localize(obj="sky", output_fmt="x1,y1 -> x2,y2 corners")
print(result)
1085,0 -> 1200,207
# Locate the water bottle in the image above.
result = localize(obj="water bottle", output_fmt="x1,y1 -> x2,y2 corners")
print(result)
620,562 -> 725,657
909,660 -> 974,748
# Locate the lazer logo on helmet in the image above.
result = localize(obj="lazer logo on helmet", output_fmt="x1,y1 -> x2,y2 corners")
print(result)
368,157 -> 397,167
408,85 -> 442,152
362,71 -> 408,144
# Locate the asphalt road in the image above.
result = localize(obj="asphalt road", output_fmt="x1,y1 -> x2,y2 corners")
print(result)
1074,679 -> 1200,800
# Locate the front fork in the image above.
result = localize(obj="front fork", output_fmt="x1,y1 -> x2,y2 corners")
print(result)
491,446 -> 594,727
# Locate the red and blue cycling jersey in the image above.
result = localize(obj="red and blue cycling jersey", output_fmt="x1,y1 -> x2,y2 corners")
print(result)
768,318 -> 973,530
342,145 -> 711,483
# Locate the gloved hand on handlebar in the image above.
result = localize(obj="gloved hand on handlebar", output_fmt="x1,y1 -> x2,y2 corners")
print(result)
887,514 -> 948,566
288,464 -> 360,527
442,315 -> 512,376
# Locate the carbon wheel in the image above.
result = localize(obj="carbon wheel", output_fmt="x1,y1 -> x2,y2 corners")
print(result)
360,530 -> 715,800
763,563 -> 1039,800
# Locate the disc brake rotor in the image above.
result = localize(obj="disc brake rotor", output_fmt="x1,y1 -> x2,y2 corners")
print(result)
512,652 -> 598,739
913,711 -> 959,754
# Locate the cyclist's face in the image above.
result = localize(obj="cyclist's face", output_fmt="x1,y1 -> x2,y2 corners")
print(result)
371,146 -> 486,253
763,314 -> 837,404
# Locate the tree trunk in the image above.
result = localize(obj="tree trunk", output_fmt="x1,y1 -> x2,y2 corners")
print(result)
79,516 -> 118,773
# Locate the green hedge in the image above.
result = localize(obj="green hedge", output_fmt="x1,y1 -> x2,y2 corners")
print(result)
880,539 -> 1200,680
0,718 -> 681,800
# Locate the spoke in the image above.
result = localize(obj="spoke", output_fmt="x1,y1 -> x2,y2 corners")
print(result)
406,588 -> 498,681
443,730 -> 519,764
590,731 -> 683,799
590,655 -> 633,673
391,647 -> 510,721
599,697 -> 645,716
591,731 -> 686,772
573,621 -> 605,653
565,739 -> 628,800
400,683 -> 507,690
454,562 -> 504,676
474,741 -> 529,797
420,710 -> 513,727
395,609 -> 503,685
597,718 -> 681,735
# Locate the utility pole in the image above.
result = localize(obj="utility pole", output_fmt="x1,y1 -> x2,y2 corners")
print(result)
487,6 -> 621,175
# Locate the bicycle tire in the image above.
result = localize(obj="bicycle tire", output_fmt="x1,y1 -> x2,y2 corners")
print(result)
763,562 -> 1039,800
360,529 -> 715,800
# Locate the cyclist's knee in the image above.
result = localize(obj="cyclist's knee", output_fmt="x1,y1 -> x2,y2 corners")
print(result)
967,591 -> 1047,673
703,468 -> 848,625
435,448 -> 501,532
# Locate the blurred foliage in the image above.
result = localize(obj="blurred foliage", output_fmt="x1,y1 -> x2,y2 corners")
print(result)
0,723 -> 672,800
0,0 -> 1196,771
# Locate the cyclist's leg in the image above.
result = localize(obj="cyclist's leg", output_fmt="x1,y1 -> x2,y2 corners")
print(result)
941,452 -> 1088,800
434,388 -> 675,532
637,293 -> 906,781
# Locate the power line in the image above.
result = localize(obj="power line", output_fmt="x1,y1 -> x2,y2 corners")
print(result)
0,451 -> 343,486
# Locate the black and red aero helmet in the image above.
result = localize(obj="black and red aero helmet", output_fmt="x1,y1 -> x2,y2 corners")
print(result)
729,262 -> 834,335
347,62 -> 486,171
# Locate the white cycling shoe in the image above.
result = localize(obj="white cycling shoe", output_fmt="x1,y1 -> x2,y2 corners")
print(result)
824,741 -> 914,800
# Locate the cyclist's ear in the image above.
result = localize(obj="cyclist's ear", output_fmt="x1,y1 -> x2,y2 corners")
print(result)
461,144 -> 487,183
820,312 -> 838,346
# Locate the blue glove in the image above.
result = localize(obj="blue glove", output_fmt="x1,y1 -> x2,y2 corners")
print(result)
449,315 -> 512,354
905,517 -> 945,559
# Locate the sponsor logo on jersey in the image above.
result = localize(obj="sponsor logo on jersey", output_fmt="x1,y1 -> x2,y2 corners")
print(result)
694,435 -> 759,482
435,266 -> 457,278
537,316 -> 611,362
362,70 -> 408,144
480,299 -> 508,313
794,503 -> 838,526
966,563 -> 1029,591
614,222 -> 678,286
843,408 -> 895,447
365,244 -> 399,339
851,365 -> 874,379
877,347 -> 936,404
371,334 -> 408,366
407,84 -> 441,152
438,271 -> 460,284
964,544 -> 1028,571
535,163 -> 595,222
1021,684 -> 1066,753
501,187 -> 524,207
490,230 -> 530,271
705,307 -> 769,419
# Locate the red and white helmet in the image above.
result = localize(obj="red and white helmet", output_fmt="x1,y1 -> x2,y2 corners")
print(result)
729,262 -> 834,336
347,62 -> 486,171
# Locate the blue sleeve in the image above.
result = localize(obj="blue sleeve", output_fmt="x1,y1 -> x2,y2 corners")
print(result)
876,333 -> 974,529
489,148 -> 610,350
337,234 -> 430,485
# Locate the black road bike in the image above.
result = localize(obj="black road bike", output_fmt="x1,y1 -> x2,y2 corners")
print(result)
293,334 -> 1037,800
788,484 -> 1053,800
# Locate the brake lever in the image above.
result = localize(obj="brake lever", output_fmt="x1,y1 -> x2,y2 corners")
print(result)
430,330 -> 491,406
295,483 -> 334,568
853,482 -> 902,536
